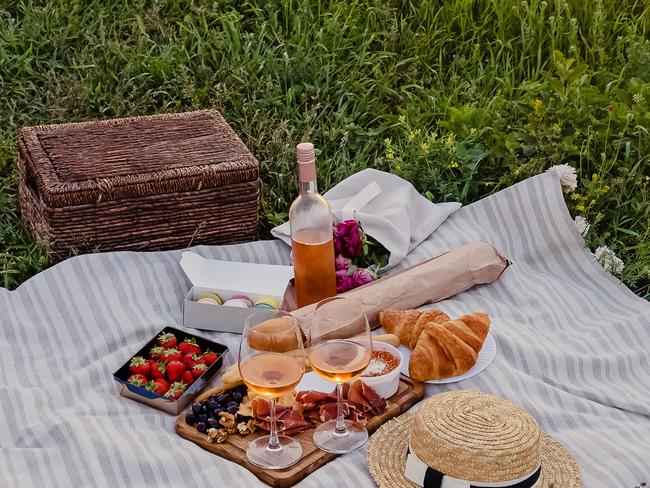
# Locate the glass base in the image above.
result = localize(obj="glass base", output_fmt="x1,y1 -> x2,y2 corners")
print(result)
246,435 -> 303,470
312,419 -> 368,454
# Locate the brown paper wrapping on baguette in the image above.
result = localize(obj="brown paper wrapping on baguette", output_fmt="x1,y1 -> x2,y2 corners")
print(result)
289,241 -> 509,336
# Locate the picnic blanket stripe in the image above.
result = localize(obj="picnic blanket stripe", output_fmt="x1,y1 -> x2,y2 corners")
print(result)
1,173 -> 649,486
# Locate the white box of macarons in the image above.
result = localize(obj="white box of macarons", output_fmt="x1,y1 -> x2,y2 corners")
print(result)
180,252 -> 294,333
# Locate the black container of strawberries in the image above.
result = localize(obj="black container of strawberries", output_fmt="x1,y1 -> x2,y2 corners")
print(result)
113,326 -> 228,415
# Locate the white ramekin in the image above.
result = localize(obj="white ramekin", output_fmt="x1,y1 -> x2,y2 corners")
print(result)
360,341 -> 403,399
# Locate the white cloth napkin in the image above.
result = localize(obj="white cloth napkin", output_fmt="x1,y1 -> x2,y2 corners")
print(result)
271,168 -> 461,268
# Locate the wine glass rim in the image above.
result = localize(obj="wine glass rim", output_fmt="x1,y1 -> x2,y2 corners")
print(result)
314,295 -> 364,309
244,308 -> 296,324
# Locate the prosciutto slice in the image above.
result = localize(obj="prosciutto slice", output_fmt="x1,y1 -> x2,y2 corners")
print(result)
318,401 -> 367,423
296,380 -> 387,424
295,390 -> 337,410
251,397 -> 312,435
351,380 -> 387,416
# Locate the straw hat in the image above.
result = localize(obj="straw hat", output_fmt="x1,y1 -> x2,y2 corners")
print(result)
368,391 -> 581,488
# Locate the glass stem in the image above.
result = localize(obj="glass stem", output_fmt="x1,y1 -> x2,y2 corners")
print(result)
335,383 -> 348,435
267,397 -> 281,451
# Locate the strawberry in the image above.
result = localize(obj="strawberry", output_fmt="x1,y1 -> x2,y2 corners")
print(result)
164,382 -> 187,399
127,373 -> 148,387
161,347 -> 182,362
149,346 -> 164,360
157,332 -> 177,349
150,378 -> 170,395
191,363 -> 208,379
146,358 -> 157,370
178,338 -> 201,356
129,356 -> 150,377
202,350 -> 218,366
183,353 -> 203,369
166,360 -> 186,382
181,370 -> 195,386
150,360 -> 167,379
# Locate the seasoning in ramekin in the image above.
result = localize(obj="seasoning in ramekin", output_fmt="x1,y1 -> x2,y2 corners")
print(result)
363,350 -> 400,377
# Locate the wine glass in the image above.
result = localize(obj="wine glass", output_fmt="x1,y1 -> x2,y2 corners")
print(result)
238,310 -> 306,469
307,296 -> 372,453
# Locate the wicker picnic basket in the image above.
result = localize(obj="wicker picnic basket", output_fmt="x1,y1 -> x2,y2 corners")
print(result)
18,110 -> 260,260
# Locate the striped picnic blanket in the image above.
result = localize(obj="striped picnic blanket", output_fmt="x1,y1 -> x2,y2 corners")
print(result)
1,172 -> 648,487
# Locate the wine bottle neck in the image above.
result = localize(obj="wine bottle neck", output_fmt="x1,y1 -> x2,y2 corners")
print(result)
300,179 -> 318,194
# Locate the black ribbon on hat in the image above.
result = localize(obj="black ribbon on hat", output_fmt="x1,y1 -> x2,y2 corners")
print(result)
406,446 -> 542,488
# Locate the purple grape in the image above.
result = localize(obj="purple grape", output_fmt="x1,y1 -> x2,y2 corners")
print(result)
186,410 -> 196,425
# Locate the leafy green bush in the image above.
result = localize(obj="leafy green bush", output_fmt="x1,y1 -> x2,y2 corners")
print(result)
0,0 -> 648,297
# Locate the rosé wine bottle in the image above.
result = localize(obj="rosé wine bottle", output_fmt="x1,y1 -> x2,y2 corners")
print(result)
289,142 -> 337,308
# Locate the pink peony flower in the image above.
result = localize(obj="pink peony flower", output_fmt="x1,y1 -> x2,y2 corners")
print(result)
351,267 -> 375,288
335,268 -> 354,293
335,255 -> 352,271
334,220 -> 363,258
335,266 -> 376,293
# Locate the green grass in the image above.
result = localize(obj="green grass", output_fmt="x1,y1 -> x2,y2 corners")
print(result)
0,0 -> 648,298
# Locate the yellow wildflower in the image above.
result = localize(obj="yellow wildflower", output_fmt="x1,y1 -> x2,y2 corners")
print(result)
445,133 -> 455,149
590,199 -> 596,206
429,131 -> 438,140
420,142 -> 430,152
414,128 -> 422,136
450,161 -> 460,168
603,185 -> 610,192
408,130 -> 416,142
571,193 -> 581,201
592,173 -> 599,182
552,123 -> 561,134
384,138 -> 392,146
575,204 -> 585,212
386,147 -> 394,160
395,163 -> 402,172
398,114 -> 406,123
533,98 -> 544,114
469,127 -> 477,136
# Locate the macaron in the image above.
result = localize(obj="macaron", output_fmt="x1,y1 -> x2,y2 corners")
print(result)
253,296 -> 279,310
230,295 -> 253,307
197,297 -> 220,306
196,292 -> 223,305
222,298 -> 251,308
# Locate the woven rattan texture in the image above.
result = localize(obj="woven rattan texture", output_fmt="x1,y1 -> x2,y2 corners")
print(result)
18,110 -> 259,260
19,110 -> 258,208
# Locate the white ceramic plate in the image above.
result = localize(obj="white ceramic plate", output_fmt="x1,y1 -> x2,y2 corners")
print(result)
397,333 -> 497,384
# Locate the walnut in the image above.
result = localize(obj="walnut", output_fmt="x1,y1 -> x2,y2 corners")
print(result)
218,412 -> 236,430
206,427 -> 230,443
206,428 -> 220,443
237,420 -> 257,435
216,428 -> 230,443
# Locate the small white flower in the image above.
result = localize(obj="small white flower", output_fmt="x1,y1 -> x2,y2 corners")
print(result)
574,216 -> 590,236
594,246 -> 625,275
546,163 -> 578,192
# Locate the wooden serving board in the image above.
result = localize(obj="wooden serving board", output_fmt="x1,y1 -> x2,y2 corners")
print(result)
176,375 -> 424,487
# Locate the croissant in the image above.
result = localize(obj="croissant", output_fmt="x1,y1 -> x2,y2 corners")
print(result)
378,309 -> 450,348
408,313 -> 490,381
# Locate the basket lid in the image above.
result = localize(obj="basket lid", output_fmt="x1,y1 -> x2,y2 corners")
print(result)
19,110 -> 259,207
